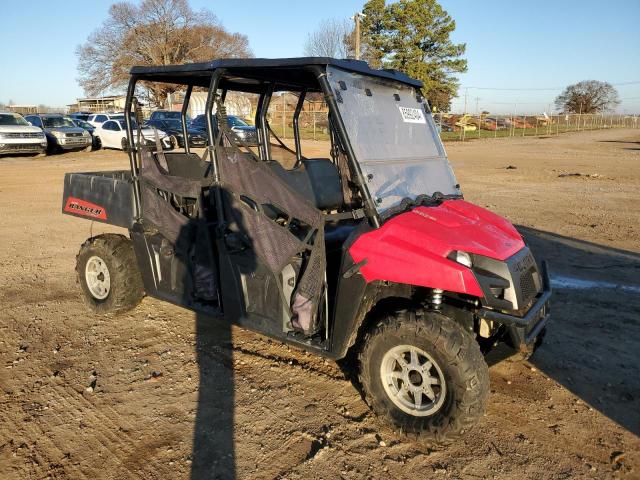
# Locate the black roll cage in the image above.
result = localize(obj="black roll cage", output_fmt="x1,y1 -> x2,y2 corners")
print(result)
122,61 -> 417,228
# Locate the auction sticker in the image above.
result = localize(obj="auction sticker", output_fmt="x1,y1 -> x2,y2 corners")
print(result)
398,106 -> 426,124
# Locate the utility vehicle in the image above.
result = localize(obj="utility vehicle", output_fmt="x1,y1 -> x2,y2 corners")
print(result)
62,58 -> 551,444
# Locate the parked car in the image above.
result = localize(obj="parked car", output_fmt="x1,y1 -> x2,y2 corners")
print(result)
505,116 -> 534,129
0,111 -> 48,156
87,112 -> 125,128
453,114 -> 477,132
96,119 -> 172,150
481,117 -> 508,131
72,119 -> 102,150
25,114 -> 92,153
69,112 -> 93,122
144,118 -> 207,148
192,113 -> 258,145
149,110 -> 185,122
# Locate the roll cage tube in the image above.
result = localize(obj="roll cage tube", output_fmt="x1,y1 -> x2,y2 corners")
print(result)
293,89 -> 306,168
181,84 -> 192,154
259,84 -> 274,161
311,65 -> 380,228
124,77 -> 141,220
204,70 -> 225,223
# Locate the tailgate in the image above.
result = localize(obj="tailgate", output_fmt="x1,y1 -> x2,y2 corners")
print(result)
62,170 -> 135,228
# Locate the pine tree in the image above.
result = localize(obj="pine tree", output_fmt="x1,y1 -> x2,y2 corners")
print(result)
361,0 -> 466,111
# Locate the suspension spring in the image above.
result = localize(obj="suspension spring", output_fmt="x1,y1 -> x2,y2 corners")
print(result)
431,288 -> 444,309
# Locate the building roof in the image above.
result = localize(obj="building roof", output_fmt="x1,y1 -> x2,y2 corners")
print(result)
76,96 -> 126,102
129,57 -> 422,91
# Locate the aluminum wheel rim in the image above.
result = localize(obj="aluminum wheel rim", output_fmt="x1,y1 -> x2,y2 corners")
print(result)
85,256 -> 111,300
380,344 -> 446,416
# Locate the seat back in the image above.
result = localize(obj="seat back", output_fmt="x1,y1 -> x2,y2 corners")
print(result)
163,152 -> 211,180
301,159 -> 343,211
265,158 -> 343,211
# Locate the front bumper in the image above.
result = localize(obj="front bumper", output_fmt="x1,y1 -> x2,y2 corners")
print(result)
57,137 -> 92,149
477,261 -> 551,349
0,143 -> 46,154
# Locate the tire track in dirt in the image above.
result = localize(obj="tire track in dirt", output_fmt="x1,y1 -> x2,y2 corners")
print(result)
1,308 -> 179,480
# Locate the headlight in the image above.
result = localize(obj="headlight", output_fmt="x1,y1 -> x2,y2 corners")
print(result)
37,132 -> 45,139
449,250 -> 473,268
82,130 -> 90,137
51,131 -> 64,138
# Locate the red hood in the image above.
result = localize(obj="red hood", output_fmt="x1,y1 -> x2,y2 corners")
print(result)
348,199 -> 524,296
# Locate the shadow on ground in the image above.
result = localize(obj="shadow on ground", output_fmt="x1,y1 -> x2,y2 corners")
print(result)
598,139 -> 640,151
518,226 -> 640,436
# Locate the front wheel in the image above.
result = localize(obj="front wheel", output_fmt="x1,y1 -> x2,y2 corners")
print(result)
76,234 -> 144,314
358,310 -> 489,445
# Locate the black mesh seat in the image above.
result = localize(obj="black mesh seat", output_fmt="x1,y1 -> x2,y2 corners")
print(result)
163,152 -> 211,180
265,158 -> 343,211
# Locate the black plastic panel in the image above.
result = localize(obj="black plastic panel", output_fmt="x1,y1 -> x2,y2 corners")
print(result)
62,171 -> 135,228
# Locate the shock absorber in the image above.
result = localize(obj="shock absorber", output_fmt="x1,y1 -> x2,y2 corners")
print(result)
431,288 -> 444,309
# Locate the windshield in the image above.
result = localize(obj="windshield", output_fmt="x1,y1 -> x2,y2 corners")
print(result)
327,66 -> 460,213
74,120 -> 92,129
227,116 -> 249,127
43,116 -> 77,128
0,114 -> 30,126
154,111 -> 181,120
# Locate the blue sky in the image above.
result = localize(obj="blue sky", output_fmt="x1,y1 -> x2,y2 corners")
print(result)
1,0 -> 638,113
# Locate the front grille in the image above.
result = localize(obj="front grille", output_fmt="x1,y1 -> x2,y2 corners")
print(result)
3,132 -> 42,139
66,132 -> 83,137
520,267 -> 539,307
1,144 -> 41,151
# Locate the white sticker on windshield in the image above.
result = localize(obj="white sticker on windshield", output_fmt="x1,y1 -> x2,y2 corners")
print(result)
398,106 -> 426,124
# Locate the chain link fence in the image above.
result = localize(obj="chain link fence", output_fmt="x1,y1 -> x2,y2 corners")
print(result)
433,112 -> 639,141
266,109 -> 639,143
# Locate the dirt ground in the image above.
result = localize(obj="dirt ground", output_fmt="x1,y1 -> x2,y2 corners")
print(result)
0,128 -> 638,479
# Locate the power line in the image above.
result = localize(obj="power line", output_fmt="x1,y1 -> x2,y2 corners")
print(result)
460,80 -> 640,91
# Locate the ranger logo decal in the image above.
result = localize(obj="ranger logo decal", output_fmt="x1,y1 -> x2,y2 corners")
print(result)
64,197 -> 107,220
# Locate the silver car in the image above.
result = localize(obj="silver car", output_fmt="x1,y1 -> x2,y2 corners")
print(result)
25,114 -> 92,153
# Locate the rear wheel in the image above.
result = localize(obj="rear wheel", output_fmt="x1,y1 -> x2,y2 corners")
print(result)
358,309 -> 489,445
76,234 -> 144,314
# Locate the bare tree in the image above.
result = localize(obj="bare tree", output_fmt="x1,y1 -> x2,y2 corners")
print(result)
303,19 -> 353,59
555,80 -> 620,114
77,0 -> 252,107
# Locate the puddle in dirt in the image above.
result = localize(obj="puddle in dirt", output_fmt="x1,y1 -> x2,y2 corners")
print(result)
551,275 -> 640,294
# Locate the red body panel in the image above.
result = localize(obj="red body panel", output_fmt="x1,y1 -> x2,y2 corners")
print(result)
348,200 -> 524,296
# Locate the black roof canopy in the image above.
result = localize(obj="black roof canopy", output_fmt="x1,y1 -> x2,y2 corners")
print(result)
129,57 -> 422,92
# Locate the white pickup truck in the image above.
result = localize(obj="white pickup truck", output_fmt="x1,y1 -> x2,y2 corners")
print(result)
0,112 -> 48,156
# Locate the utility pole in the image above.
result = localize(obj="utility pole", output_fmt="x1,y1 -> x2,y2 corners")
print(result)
351,12 -> 366,60
463,88 -> 468,114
